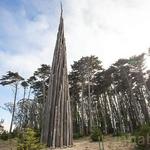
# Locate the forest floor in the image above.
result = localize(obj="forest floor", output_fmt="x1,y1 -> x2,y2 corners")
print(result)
0,136 -> 136,150
0,139 -> 17,150
49,136 -> 136,150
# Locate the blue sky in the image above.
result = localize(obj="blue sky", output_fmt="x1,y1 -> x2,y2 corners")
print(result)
0,0 -> 64,130
0,0 -> 150,130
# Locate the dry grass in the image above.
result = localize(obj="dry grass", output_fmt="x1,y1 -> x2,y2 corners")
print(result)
0,139 -> 17,150
48,136 -> 136,150
0,136 -> 136,150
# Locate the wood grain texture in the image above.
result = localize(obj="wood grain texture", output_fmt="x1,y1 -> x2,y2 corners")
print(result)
41,9 -> 73,148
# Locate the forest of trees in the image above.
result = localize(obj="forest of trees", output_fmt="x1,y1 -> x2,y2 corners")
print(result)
0,51 -> 150,138
1,3 -> 150,149
69,53 -> 150,136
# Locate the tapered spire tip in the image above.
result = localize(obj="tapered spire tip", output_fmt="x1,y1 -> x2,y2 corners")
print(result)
60,2 -> 63,17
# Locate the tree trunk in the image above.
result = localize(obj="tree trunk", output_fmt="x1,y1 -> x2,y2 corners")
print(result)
81,83 -> 84,135
88,74 -> 92,134
9,83 -> 18,133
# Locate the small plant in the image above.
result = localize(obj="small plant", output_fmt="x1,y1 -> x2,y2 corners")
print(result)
73,132 -> 83,139
0,131 -> 9,140
17,128 -> 44,150
135,124 -> 150,149
9,128 -> 18,139
113,132 -> 121,137
91,127 -> 102,142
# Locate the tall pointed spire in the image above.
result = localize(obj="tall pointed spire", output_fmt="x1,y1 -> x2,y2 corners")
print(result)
41,6 -> 73,148
60,2 -> 63,17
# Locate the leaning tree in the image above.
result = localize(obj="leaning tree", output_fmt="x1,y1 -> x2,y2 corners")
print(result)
0,71 -> 24,133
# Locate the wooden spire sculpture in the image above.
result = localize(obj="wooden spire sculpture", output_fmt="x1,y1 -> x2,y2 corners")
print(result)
41,6 -> 73,148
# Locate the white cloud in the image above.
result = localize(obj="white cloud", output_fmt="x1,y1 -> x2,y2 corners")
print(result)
0,0 -> 150,79
0,7 -> 57,78
1,0 -> 150,131
65,0 -> 150,67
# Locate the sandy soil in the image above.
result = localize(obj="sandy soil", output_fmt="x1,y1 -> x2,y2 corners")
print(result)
48,136 -> 136,150
0,136 -> 136,150
0,139 -> 17,150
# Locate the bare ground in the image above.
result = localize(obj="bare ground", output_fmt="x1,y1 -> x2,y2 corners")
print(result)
0,136 -> 136,150
0,139 -> 17,150
48,136 -> 136,150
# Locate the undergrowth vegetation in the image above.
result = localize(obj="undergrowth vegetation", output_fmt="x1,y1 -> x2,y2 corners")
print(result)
91,127 -> 102,142
17,128 -> 44,150
134,124 -> 150,150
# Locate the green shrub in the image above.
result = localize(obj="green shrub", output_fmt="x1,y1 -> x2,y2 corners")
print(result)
91,127 -> 102,142
113,131 -> 130,140
0,131 -> 9,140
17,128 -> 44,150
113,131 -> 123,137
135,124 -> 150,149
73,132 -> 83,139
8,129 -> 18,139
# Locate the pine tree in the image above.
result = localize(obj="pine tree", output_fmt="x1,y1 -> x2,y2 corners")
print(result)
0,71 -> 24,133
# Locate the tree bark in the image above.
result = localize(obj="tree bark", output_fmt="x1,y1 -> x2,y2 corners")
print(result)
41,9 -> 73,148
9,83 -> 18,133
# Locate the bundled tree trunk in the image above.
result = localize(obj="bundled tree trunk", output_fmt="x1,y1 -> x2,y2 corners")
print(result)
41,8 -> 73,148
